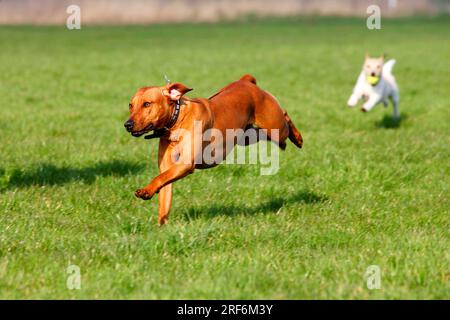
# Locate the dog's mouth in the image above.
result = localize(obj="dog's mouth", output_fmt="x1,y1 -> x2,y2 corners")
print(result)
366,75 -> 380,86
131,124 -> 154,137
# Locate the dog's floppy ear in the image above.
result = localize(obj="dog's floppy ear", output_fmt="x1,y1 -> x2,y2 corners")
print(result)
163,82 -> 193,101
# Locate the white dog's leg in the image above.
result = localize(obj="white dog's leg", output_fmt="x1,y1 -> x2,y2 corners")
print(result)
391,92 -> 400,119
347,93 -> 360,107
348,73 -> 365,108
362,94 -> 380,112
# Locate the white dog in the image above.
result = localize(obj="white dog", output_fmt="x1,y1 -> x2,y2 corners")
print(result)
347,54 -> 400,118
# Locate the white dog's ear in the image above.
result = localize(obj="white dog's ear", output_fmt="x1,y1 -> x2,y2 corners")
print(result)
162,82 -> 193,101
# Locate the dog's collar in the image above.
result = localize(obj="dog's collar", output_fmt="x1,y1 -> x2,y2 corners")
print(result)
144,100 -> 181,140
165,99 -> 181,130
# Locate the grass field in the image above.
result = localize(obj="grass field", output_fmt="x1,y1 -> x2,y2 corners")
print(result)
0,16 -> 449,299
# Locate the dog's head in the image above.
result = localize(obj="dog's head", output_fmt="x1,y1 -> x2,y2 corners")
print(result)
363,53 -> 384,80
124,82 -> 192,137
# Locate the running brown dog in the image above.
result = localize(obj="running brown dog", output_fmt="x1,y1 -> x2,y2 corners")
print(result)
124,74 -> 303,225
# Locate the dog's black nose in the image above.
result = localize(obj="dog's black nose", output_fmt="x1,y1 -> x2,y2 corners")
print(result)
124,119 -> 134,132
371,72 -> 376,77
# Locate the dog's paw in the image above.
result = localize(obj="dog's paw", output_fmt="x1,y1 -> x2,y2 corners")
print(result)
158,216 -> 169,226
347,96 -> 359,107
135,188 -> 153,200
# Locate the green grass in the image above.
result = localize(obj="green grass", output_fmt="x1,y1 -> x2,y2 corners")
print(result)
0,16 -> 449,299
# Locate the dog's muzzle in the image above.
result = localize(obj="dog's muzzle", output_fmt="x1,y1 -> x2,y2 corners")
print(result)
124,119 -> 134,132
130,124 -> 154,137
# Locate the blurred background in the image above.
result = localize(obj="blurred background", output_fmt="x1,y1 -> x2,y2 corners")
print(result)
1,0 -> 449,301
1,0 -> 449,24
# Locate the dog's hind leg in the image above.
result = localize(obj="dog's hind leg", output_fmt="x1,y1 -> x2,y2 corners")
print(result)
254,93 -> 302,150
283,111 -> 303,149
254,110 -> 303,150
253,119 -> 289,150
235,124 -> 289,151
391,92 -> 400,119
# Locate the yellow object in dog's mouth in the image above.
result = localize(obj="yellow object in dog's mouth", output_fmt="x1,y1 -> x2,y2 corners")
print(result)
367,76 -> 380,85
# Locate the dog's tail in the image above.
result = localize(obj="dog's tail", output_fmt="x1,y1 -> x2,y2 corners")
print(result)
240,74 -> 257,85
383,59 -> 396,75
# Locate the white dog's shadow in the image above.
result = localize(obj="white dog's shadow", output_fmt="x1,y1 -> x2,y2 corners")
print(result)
375,113 -> 407,129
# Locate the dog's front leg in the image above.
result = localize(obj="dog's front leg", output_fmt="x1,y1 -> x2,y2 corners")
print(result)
348,75 -> 364,107
135,124 -> 203,225
347,93 -> 360,107
362,94 -> 381,112
158,138 -> 174,225
157,184 -> 172,226
135,163 -> 195,201
135,135 -> 198,205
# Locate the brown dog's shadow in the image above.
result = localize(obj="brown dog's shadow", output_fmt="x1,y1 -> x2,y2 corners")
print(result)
0,160 -> 144,190
181,190 -> 327,221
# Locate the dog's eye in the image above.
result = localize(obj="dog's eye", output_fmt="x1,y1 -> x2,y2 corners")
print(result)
129,103 -> 132,109
143,102 -> 151,107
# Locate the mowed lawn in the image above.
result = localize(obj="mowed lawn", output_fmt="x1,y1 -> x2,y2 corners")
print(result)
0,16 -> 449,299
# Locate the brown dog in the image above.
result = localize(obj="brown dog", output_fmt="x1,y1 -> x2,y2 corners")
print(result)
124,74 -> 303,225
